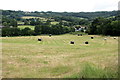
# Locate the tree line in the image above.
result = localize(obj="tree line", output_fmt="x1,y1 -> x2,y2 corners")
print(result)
1,10 -> 117,20
1,10 -> 119,36
88,15 -> 120,36
2,24 -> 75,37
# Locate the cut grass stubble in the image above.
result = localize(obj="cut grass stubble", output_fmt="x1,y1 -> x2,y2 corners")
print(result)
2,34 -> 118,78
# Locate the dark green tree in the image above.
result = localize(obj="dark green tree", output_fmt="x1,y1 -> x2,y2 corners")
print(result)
21,27 -> 31,36
34,25 -> 41,35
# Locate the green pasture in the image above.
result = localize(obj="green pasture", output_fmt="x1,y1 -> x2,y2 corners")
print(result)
18,25 -> 35,30
1,34 -> 118,78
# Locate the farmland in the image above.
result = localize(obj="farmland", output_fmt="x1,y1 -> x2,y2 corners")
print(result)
21,16 -> 45,19
18,25 -> 35,30
2,34 -> 118,78
1,5 -> 119,79
21,16 -> 47,21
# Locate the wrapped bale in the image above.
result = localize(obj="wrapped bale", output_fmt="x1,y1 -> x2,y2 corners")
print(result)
78,34 -> 82,36
91,37 -> 94,39
38,38 -> 42,41
70,41 -> 74,44
85,41 -> 89,44
49,34 -> 52,37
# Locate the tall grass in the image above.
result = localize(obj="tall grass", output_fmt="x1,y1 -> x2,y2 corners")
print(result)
67,62 -> 118,78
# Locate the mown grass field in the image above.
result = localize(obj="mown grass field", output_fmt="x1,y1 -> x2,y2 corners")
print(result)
18,25 -> 35,30
1,34 -> 118,78
51,22 -> 59,25
21,16 -> 44,19
21,16 -> 47,21
17,21 -> 24,25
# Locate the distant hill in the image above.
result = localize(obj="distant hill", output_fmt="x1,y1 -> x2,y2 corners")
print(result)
1,10 -> 118,20
1,10 -> 119,36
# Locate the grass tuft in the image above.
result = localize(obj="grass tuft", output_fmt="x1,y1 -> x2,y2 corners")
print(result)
66,62 -> 118,78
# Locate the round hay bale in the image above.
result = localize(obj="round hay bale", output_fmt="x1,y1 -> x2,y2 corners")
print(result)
113,37 -> 116,39
91,37 -> 94,39
85,41 -> 89,44
78,34 -> 82,36
104,38 -> 107,40
49,34 -> 52,37
70,41 -> 74,44
38,38 -> 42,41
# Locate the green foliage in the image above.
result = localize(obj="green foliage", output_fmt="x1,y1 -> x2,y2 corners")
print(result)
1,24 -> 75,36
50,24 -> 75,35
2,27 -> 35,36
2,27 -> 20,36
24,20 -> 29,25
1,10 -> 119,36
34,24 -> 75,35
111,20 -> 120,36
21,27 -> 35,36
34,25 -> 42,35
2,17 -> 17,27
88,17 -> 120,36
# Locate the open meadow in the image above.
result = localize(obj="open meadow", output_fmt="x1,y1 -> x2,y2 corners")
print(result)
1,34 -> 118,78
18,25 -> 35,30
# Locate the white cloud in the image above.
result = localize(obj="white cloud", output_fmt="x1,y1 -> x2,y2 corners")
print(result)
0,0 -> 119,12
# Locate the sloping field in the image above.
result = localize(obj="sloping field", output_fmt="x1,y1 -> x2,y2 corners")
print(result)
21,16 -> 45,19
18,25 -> 35,30
1,34 -> 118,78
21,16 -> 47,21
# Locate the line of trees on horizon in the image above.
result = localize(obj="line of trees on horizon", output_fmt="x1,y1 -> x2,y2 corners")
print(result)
88,16 -> 120,36
1,10 -> 120,37
1,24 -> 75,37
1,16 -> 120,36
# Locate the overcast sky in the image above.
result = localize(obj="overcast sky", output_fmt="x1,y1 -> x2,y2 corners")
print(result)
0,0 -> 119,12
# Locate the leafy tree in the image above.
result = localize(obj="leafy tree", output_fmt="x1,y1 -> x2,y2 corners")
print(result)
2,27 -> 20,36
10,19 -> 17,27
2,22 -> 9,27
10,27 -> 21,36
21,27 -> 31,36
34,25 -> 41,35
88,17 -> 120,36
28,30 -> 35,35
2,27 -> 11,36
24,20 -> 29,25
41,25 -> 51,34
111,21 -> 120,36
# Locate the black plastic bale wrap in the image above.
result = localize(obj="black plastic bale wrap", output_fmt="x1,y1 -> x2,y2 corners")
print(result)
85,41 -> 89,44
38,38 -> 42,41
70,41 -> 74,44
91,37 -> 94,39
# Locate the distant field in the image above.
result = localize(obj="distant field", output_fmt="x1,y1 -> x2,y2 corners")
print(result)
2,34 -> 118,78
17,21 -> 24,25
22,16 -> 42,19
21,16 -> 47,21
18,25 -> 35,30
51,22 -> 59,25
